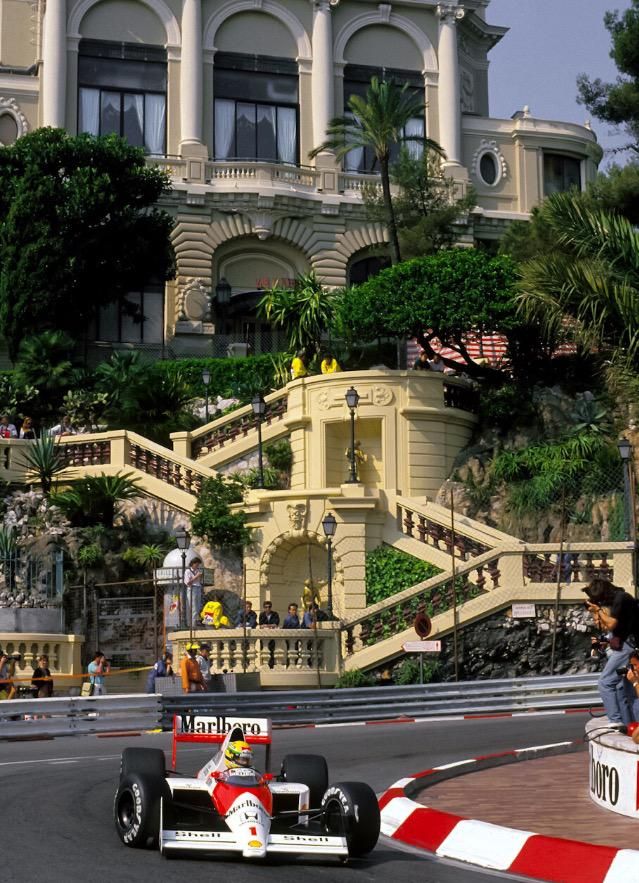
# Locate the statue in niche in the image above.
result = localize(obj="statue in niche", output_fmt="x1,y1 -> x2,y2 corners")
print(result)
301,577 -> 325,611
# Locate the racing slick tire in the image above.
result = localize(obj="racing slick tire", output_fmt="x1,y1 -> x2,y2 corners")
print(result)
120,747 -> 166,779
321,781 -> 380,857
113,772 -> 167,849
280,754 -> 328,808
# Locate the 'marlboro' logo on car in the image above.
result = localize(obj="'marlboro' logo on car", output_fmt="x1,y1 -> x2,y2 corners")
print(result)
178,715 -> 269,737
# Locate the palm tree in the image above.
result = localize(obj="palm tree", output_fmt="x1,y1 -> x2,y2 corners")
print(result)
53,472 -> 141,528
22,436 -> 67,495
258,272 -> 336,359
309,78 -> 445,264
517,192 -> 639,365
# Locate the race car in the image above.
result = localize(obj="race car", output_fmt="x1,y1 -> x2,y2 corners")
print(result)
113,714 -> 380,861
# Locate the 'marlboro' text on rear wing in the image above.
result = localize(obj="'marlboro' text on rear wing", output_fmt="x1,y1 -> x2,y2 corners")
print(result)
172,714 -> 272,768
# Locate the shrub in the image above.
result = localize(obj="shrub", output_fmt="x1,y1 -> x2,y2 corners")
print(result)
334,669 -> 375,689
394,657 -> 440,685
365,546 -> 442,605
53,472 -> 141,528
191,476 -> 252,550
155,355 -> 281,401
265,439 -> 293,473
77,543 -> 104,568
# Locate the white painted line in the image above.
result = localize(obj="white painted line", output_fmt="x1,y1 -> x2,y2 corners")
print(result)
412,716 -> 466,724
50,760 -> 79,765
511,711 -> 570,718
390,777 -> 416,790
603,849 -> 639,882
433,759 -> 476,771
0,753 -> 121,768
315,721 -> 366,729
380,797 -> 418,837
515,741 -> 572,754
436,819 -> 534,870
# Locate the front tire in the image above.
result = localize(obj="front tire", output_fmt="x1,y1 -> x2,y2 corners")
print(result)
322,781 -> 380,857
280,753 -> 328,808
113,772 -> 167,848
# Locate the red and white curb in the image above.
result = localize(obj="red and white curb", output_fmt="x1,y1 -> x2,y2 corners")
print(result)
379,742 -> 639,883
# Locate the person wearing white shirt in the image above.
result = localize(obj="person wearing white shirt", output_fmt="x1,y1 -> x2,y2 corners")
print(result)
0,415 -> 17,438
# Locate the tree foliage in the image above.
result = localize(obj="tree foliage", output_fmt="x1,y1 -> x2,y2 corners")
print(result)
335,250 -> 519,375
53,472 -> 142,528
365,545 -> 441,605
577,0 -> 639,153
0,129 -> 175,357
258,272 -> 336,360
310,78 -> 444,264
363,150 -> 476,259
191,476 -> 252,551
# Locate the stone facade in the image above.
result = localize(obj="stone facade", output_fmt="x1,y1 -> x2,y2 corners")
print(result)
0,0 -> 602,355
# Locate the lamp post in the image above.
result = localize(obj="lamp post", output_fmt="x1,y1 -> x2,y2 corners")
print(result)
175,525 -> 190,631
618,438 -> 635,542
345,386 -> 360,483
321,512 -> 337,620
252,393 -> 266,488
215,277 -> 232,336
202,369 -> 211,422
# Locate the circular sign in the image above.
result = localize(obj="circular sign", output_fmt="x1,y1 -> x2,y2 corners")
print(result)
414,613 -> 432,639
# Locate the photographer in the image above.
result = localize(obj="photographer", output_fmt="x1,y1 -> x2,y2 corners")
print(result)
625,651 -> 639,724
583,578 -> 638,728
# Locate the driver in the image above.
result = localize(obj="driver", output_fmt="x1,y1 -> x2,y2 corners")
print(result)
224,740 -> 254,769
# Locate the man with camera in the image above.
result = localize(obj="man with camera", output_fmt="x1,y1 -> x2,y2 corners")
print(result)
583,578 -> 639,728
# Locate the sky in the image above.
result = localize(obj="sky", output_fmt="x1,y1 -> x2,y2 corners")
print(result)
486,0 -> 630,166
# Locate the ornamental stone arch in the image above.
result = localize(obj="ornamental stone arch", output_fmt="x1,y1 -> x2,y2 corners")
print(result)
67,0 -> 181,46
203,0 -> 312,60
0,97 -> 29,146
334,10 -> 438,73
258,529 -> 345,618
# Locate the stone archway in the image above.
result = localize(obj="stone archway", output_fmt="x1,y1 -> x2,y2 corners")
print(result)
259,530 -> 345,619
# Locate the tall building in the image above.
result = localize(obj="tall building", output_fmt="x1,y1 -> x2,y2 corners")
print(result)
0,0 -> 601,356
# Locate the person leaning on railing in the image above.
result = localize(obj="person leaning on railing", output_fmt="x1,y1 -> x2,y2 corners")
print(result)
583,577 -> 638,729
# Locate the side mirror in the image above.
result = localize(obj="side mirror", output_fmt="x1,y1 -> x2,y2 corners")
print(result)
261,773 -> 274,783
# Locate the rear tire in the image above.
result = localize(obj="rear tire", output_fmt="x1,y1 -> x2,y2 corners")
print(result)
321,781 -> 380,857
113,772 -> 167,848
280,753 -> 328,808
120,747 -> 166,779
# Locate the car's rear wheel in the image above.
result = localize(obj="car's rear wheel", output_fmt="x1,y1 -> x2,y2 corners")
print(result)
113,772 -> 167,848
321,781 -> 380,857
280,753 -> 328,808
120,747 -> 166,779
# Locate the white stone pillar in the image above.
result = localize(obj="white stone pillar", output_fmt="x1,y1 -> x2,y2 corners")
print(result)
180,0 -> 204,153
437,3 -> 465,172
311,0 -> 337,154
42,0 -> 67,128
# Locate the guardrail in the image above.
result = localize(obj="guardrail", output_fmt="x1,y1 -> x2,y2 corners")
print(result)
160,673 -> 601,728
0,693 -> 161,739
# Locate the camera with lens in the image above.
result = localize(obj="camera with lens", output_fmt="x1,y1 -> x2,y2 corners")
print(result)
10,653 -> 21,661
616,665 -> 632,677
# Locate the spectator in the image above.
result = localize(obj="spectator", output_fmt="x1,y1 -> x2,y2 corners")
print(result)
0,652 -> 15,699
320,351 -> 341,374
429,353 -> 446,373
87,650 -> 110,696
302,603 -> 328,628
184,557 -> 204,629
31,654 -> 53,698
180,642 -> 204,693
412,351 -> 431,371
19,417 -> 36,439
196,643 -> 213,691
283,603 -> 300,628
583,578 -> 638,728
0,414 -> 17,438
236,600 -> 257,629
145,651 -> 173,694
50,415 -> 76,437
290,350 -> 308,380
259,601 -> 280,628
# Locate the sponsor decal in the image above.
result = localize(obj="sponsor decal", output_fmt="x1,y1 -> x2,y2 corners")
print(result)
590,758 -> 620,806
179,715 -> 265,736
248,840 -> 263,848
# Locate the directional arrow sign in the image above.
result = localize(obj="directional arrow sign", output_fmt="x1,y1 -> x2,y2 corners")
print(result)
402,640 -> 441,653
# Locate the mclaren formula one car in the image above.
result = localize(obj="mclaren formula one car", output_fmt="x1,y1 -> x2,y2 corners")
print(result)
113,714 -> 380,861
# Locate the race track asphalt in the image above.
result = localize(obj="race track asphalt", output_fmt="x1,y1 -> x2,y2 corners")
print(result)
0,713 -> 589,882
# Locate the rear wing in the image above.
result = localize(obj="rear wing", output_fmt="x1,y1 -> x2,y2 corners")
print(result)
172,714 -> 272,769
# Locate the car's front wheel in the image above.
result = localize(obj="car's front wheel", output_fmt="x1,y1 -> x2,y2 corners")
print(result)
321,781 -> 380,857
113,772 -> 167,849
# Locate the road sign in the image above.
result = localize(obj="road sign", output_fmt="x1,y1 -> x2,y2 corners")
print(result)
511,603 -> 536,619
402,640 -> 441,653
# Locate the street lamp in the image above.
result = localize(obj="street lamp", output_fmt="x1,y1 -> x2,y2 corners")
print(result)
345,386 -> 360,483
322,512 -> 337,619
175,525 -> 191,630
252,393 -> 267,488
215,277 -> 232,335
202,369 -> 211,422
618,437 -> 635,541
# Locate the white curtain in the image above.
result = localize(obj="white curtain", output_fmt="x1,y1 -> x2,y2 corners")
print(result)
277,107 -> 296,164
79,88 -> 100,135
215,99 -> 235,159
344,111 -> 363,172
125,93 -> 144,146
405,116 -> 424,160
145,94 -> 166,155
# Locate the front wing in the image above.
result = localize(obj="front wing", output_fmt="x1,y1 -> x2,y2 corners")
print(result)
160,828 -> 348,856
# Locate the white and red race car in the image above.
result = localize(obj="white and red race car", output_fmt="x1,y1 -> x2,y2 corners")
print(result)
113,714 -> 380,861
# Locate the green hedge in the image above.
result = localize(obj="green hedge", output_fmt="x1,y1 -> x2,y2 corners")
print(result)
365,545 -> 442,605
153,355 -> 280,402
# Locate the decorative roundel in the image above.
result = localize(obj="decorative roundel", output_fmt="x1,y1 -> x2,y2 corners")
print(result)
0,97 -> 29,146
472,139 -> 507,187
414,612 -> 432,639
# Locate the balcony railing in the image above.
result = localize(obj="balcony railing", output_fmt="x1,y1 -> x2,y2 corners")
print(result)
205,160 -> 319,189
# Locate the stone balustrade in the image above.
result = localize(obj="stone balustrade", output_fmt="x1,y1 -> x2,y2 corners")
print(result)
0,632 -> 84,680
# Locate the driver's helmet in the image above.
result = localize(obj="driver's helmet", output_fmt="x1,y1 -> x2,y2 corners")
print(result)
224,740 -> 253,769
